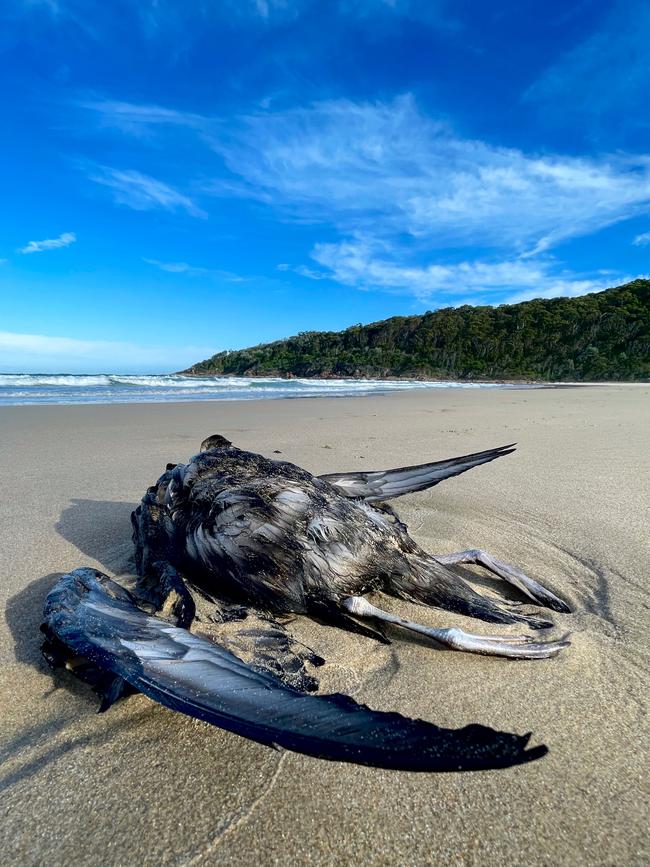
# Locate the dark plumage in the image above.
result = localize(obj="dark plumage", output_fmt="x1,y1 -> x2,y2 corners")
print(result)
132,437 -> 569,637
42,436 -> 571,771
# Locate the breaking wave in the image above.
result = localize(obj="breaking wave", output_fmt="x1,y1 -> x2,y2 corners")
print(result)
0,373 -> 527,406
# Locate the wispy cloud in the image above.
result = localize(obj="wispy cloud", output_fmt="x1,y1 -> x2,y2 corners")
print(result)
277,262 -> 328,280
143,258 -> 208,275
198,95 -> 650,255
143,257 -> 246,281
88,166 -> 207,218
77,93 -> 648,305
308,237 -> 623,304
77,99 -> 207,139
82,94 -> 650,256
632,231 -> 650,247
502,279 -> 620,306
17,231 -> 76,254
0,330 -> 214,373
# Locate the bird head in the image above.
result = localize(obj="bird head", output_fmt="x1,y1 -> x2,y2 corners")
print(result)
200,434 -> 233,452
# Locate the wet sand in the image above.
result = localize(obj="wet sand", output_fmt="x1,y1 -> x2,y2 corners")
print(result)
1,385 -> 648,865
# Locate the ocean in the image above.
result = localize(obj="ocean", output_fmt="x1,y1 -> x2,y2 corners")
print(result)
0,374 -> 527,406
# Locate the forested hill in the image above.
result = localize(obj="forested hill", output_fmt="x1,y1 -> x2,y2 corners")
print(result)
182,279 -> 650,381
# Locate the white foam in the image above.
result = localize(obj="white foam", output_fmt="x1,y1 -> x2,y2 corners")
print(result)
0,373 -> 527,406
0,374 -> 112,387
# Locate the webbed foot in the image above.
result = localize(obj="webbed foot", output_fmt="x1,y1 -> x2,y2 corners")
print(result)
435,548 -> 571,613
343,596 -> 571,660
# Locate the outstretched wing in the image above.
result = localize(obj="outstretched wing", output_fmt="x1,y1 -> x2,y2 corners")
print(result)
42,568 -> 546,772
320,444 -> 516,502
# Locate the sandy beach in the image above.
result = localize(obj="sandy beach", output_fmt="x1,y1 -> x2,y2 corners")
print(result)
1,385 -> 648,866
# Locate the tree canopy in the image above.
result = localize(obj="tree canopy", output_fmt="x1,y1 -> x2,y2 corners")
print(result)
181,280 -> 650,381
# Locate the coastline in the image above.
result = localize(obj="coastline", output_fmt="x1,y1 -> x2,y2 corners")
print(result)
2,385 -> 648,865
0,373 -> 540,409
177,369 -> 547,383
178,368 -> 650,384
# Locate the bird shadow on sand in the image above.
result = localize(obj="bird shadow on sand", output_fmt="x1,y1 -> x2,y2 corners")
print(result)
1,499 -> 142,791
55,498 -> 138,575
3,571 -> 162,793
7,572 -> 63,670
7,498 -> 136,678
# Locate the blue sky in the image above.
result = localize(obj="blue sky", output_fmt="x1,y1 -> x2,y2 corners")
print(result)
1,0 -> 649,373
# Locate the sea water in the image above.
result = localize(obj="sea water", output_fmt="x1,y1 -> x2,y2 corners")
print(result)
0,374 -> 526,406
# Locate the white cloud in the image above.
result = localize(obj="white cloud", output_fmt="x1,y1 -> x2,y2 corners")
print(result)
143,257 -> 246,281
78,93 -> 648,304
202,94 -> 650,253
143,258 -> 208,275
18,231 -> 76,254
277,262 -> 328,280
82,94 -> 650,254
89,166 -> 207,218
77,99 -> 206,138
308,237 -> 626,304
0,330 -> 214,374
502,280 -> 617,305
633,231 -> 650,246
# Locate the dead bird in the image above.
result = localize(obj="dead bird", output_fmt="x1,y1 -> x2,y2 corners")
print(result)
42,436 -> 571,772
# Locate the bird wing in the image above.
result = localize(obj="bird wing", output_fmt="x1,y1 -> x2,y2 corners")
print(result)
42,567 -> 545,772
319,444 -> 516,501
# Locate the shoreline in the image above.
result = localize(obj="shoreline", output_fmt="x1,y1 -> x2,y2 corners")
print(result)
178,369 -> 650,384
1,379 -> 646,411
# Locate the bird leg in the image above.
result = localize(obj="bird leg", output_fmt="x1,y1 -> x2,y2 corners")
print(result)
133,560 -> 196,628
342,596 -> 570,659
434,549 -> 571,613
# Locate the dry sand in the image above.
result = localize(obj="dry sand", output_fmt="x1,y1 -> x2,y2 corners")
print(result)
1,385 -> 648,866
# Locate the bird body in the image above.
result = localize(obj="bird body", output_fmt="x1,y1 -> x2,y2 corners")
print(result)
133,439 -> 565,635
152,445 -> 418,612
42,436 -> 572,771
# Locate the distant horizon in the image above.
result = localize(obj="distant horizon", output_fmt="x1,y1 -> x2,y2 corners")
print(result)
2,1 -> 649,373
